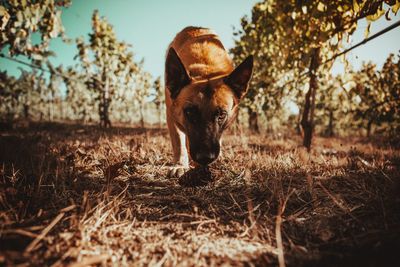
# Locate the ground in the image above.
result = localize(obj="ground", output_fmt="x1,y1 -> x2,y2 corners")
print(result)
0,122 -> 399,266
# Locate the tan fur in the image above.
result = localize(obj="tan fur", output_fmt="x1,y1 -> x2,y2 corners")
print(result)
169,27 -> 234,81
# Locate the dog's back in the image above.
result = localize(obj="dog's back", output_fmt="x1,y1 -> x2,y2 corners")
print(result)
169,27 -> 234,81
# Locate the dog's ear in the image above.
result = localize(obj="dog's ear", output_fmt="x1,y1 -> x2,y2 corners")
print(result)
165,47 -> 191,99
224,55 -> 253,99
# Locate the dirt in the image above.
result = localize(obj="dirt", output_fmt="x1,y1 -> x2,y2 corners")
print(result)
0,122 -> 399,266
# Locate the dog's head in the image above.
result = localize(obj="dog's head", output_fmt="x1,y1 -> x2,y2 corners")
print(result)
166,47 -> 253,166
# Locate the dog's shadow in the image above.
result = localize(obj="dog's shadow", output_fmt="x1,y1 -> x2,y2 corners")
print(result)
178,167 -> 213,187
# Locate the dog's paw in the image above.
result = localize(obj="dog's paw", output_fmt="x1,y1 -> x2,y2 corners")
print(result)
167,166 -> 189,178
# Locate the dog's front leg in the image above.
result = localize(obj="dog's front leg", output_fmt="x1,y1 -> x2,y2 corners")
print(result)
167,113 -> 189,177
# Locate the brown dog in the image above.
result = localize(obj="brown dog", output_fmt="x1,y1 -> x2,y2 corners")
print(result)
165,26 -> 253,175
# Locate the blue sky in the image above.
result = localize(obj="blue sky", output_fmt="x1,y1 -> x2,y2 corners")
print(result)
1,0 -> 399,79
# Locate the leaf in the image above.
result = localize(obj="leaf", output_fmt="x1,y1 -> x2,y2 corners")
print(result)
317,2 -> 326,12
364,21 -> 371,38
392,1 -> 400,14
0,6 -> 10,30
352,0 -> 361,13
366,8 -> 385,21
0,5 -> 7,16
31,53 -> 43,61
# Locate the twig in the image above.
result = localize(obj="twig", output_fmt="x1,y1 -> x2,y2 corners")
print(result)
275,189 -> 294,267
25,212 -> 65,253
1,229 -> 39,238
275,203 -> 286,267
229,192 -> 244,213
189,218 -> 216,226
68,254 -> 109,267
159,213 -> 210,221
317,182 -> 361,224
60,204 -> 76,213
239,219 -> 258,238
50,247 -> 75,267
153,251 -> 169,267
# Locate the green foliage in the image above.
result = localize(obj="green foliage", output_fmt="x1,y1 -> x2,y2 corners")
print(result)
311,53 -> 400,137
349,54 -> 400,135
314,73 -> 353,136
0,0 -> 70,61
0,8 -> 163,127
75,10 -> 152,127
151,76 -> 165,125
1,1 -> 398,136
232,0 -> 400,137
62,67 -> 97,122
0,69 -> 54,121
0,70 -> 18,120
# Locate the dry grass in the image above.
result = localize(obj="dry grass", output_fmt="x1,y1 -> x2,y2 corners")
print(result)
0,122 -> 399,266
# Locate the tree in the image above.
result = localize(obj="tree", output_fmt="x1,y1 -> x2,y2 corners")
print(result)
132,63 -> 152,128
47,63 -> 64,121
0,0 -> 71,124
349,54 -> 400,136
314,73 -> 350,137
0,0 -> 70,61
152,76 -> 165,127
232,0 -> 400,149
0,70 -> 18,121
62,67 -> 96,122
231,3 -> 284,132
75,10 -> 138,128
0,68 -> 46,122
16,68 -> 36,120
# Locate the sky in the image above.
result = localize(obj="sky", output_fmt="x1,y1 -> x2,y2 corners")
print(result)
1,0 -> 399,79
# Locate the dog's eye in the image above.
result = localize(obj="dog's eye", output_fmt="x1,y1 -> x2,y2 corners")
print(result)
217,111 -> 227,124
184,107 -> 196,117
184,106 -> 199,122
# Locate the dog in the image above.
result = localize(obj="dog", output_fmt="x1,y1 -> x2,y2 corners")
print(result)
165,26 -> 253,176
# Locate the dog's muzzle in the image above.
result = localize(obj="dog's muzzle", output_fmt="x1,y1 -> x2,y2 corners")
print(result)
193,151 -> 218,165
191,141 -> 220,166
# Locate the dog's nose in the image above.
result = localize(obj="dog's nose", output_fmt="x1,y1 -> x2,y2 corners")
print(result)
195,152 -> 217,165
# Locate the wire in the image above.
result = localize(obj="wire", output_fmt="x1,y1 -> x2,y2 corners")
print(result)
323,19 -> 400,66
0,53 -> 81,82
0,53 -> 50,73
1,20 -> 400,86
279,19 -> 400,88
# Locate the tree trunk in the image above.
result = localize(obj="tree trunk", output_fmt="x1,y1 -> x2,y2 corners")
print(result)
23,104 -> 29,119
301,47 -> 320,151
60,100 -> 64,121
326,109 -> 334,137
48,100 -> 54,121
158,105 -> 162,128
248,107 -> 259,133
139,105 -> 145,128
82,109 -> 86,123
99,75 -> 112,128
103,97 -> 111,128
296,105 -> 302,135
367,119 -> 373,137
